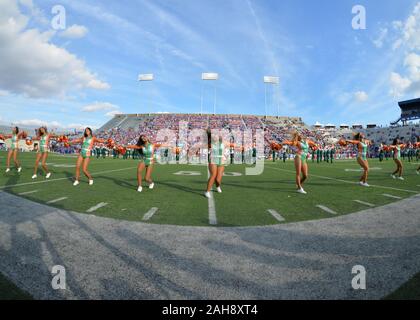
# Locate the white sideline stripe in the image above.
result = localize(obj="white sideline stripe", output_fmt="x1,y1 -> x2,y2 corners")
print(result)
266,166 -> 418,194
18,190 -> 39,196
267,209 -> 285,222
143,207 -> 158,221
0,167 -> 137,190
207,170 -> 217,225
354,200 -> 375,207
316,205 -> 337,215
382,194 -> 402,200
86,202 -> 108,213
46,197 -> 68,204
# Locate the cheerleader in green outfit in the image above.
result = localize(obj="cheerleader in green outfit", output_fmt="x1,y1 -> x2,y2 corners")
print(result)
205,130 -> 227,199
346,133 -> 371,187
280,132 -> 318,194
69,127 -> 107,186
126,135 -> 167,193
415,137 -> 420,175
31,127 -> 58,180
389,138 -> 406,180
1,126 -> 27,173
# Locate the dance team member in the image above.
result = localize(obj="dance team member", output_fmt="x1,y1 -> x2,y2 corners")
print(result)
279,132 -> 318,194
345,133 -> 371,187
388,138 -> 406,180
205,130 -> 228,198
415,137 -> 420,175
125,135 -> 168,193
68,127 -> 107,186
1,127 -> 27,173
31,127 -> 59,179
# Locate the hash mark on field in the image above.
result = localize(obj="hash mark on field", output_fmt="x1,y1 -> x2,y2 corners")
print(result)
143,207 -> 158,221
382,194 -> 402,200
86,202 -> 108,213
353,200 -> 375,207
207,170 -> 217,226
18,190 -> 39,196
316,205 -> 337,215
267,209 -> 285,222
46,197 -> 68,204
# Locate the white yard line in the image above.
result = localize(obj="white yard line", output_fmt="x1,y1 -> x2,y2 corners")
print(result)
382,194 -> 402,200
207,169 -> 217,226
0,167 -> 137,190
86,202 -> 108,213
353,200 -> 375,207
267,209 -> 285,222
18,190 -> 39,196
266,165 -> 418,194
142,208 -> 159,221
46,197 -> 68,204
316,205 -> 337,215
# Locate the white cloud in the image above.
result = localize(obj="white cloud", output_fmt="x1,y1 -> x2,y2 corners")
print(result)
87,79 -> 110,90
388,3 -> 420,98
0,90 -> 9,96
13,119 -> 97,131
333,91 -> 369,105
246,0 -> 280,76
82,102 -> 119,112
390,72 -> 412,97
60,24 -> 88,39
0,0 -> 109,98
404,52 -> 420,81
105,110 -> 123,117
389,52 -> 420,97
392,20 -> 403,30
354,91 -> 369,102
373,28 -> 388,48
393,2 -> 420,50
14,119 -> 60,127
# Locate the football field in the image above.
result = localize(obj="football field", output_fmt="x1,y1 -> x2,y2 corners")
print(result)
1,151 -> 419,227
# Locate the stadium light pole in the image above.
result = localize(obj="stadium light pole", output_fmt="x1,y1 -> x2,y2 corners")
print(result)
138,73 -> 154,111
202,73 -> 219,114
264,76 -> 279,118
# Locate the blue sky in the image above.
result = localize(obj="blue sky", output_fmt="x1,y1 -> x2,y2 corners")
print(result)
0,0 -> 419,129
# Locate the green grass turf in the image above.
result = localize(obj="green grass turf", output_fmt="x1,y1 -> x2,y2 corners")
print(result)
384,272 -> 420,300
0,272 -> 32,300
0,151 -> 419,227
